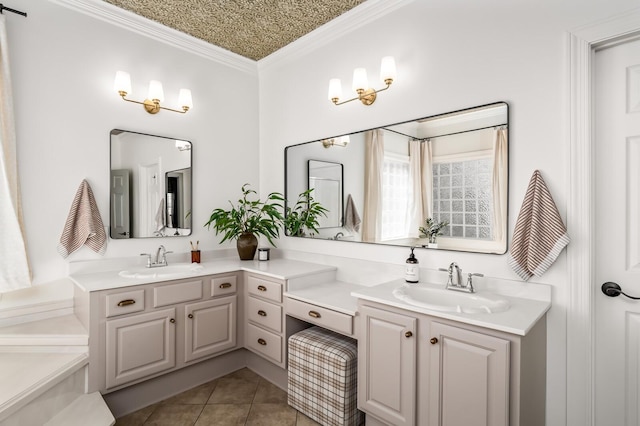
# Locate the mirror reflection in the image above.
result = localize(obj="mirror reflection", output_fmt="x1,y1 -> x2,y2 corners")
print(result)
110,129 -> 192,239
285,102 -> 508,254
308,160 -> 343,229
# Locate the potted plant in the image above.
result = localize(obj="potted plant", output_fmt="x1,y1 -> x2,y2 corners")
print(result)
419,217 -> 449,248
205,184 -> 284,260
284,188 -> 329,238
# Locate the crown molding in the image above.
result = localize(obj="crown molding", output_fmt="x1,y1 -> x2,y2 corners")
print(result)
257,0 -> 413,71
48,0 -> 258,74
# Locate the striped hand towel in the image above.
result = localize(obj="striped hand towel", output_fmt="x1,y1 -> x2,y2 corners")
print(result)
57,179 -> 107,258
508,170 -> 569,281
344,194 -> 361,233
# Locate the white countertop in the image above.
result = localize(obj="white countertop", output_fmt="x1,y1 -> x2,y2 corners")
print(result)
284,281 -> 364,316
351,280 -> 551,336
70,258 -> 337,292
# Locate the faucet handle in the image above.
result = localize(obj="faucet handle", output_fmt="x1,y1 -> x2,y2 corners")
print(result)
465,273 -> 484,293
140,253 -> 152,267
438,268 -> 450,273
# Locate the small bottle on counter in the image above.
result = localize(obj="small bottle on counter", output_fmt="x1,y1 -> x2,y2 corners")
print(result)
405,247 -> 419,283
258,247 -> 270,261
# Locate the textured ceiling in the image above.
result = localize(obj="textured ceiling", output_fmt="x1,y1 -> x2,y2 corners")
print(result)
103,0 -> 367,61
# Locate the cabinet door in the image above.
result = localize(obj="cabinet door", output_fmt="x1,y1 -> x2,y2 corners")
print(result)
358,304 -> 417,426
106,308 -> 176,389
428,321 -> 510,426
184,296 -> 237,362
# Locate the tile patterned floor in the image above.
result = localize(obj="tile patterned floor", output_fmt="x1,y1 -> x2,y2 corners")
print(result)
114,368 -> 321,426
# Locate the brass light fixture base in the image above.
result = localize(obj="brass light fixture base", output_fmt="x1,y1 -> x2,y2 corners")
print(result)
359,88 -> 377,106
143,99 -> 161,114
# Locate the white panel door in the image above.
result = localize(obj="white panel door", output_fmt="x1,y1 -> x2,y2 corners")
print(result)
595,37 -> 640,426
358,304 -> 416,426
105,308 -> 176,389
184,296 -> 237,362
428,321 -> 509,426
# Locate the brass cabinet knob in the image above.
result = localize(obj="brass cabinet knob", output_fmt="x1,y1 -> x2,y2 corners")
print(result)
258,310 -> 267,317
405,331 -> 413,338
117,299 -> 136,307
258,338 -> 267,346
257,285 -> 267,292
170,318 -> 176,324
430,337 -> 438,344
219,283 -> 232,289
308,311 -> 321,319
188,314 -> 194,319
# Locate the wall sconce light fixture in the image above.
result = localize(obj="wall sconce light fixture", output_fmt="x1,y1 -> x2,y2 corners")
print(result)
328,56 -> 396,106
114,71 -> 193,114
322,135 -> 350,148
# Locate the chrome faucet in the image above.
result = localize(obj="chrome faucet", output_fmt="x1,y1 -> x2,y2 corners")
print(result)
140,245 -> 173,268
439,262 -> 481,293
334,232 -> 344,240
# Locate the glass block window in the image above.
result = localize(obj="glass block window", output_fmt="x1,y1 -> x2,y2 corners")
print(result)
381,154 -> 410,241
432,156 -> 493,240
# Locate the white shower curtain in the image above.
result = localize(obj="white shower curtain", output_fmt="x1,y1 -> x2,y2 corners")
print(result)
492,128 -> 508,246
362,129 -> 384,243
0,14 -> 31,292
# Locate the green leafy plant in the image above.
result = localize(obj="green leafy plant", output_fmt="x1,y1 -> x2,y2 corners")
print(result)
204,184 -> 285,246
419,217 -> 449,243
284,188 -> 329,237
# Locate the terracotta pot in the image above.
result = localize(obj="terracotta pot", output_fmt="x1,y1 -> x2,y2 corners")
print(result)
237,232 -> 258,260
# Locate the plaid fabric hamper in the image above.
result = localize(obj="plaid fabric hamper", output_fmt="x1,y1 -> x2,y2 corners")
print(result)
288,326 -> 364,426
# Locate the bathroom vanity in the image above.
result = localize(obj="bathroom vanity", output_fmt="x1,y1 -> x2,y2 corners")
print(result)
352,281 -> 548,426
69,256 -> 549,426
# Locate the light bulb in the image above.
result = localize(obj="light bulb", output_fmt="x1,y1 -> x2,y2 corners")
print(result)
114,71 -> 131,95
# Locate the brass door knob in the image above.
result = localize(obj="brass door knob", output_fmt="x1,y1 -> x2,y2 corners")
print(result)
405,331 -> 413,338
170,318 -> 176,324
430,337 -> 438,344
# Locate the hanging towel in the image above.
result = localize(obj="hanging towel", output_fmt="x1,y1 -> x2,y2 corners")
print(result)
508,170 -> 570,281
57,179 -> 107,258
155,197 -> 166,232
344,194 -> 361,233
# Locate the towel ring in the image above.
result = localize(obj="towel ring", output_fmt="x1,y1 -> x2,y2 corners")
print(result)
601,282 -> 640,300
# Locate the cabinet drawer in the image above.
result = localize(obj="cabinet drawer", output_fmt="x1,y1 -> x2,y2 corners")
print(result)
211,275 -> 237,297
106,289 -> 145,318
154,280 -> 203,307
247,296 -> 282,333
246,323 -> 282,364
285,297 -> 353,336
247,275 -> 282,303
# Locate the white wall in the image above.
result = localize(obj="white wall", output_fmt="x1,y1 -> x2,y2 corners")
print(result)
258,1 -> 638,425
7,1 -> 259,284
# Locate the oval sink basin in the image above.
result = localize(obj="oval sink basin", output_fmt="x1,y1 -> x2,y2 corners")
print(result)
392,284 -> 510,314
119,263 -> 204,279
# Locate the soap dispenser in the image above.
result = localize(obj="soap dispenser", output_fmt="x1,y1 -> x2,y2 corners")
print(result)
405,247 -> 419,283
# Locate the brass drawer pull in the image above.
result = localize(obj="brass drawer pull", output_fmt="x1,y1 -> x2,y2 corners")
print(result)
430,337 -> 438,344
117,299 -> 136,307
405,331 -> 413,338
258,338 -> 267,346
258,310 -> 267,317
219,283 -> 232,289
308,311 -> 321,319
257,285 -> 267,292
188,314 -> 194,319
170,318 -> 176,324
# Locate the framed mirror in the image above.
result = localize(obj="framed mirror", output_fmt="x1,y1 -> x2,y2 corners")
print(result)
284,102 -> 508,254
308,160 -> 343,228
110,129 -> 192,239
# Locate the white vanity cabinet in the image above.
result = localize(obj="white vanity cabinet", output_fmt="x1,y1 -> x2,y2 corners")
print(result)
358,304 -> 417,426
357,301 -> 546,426
85,273 -> 239,393
244,273 -> 286,367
